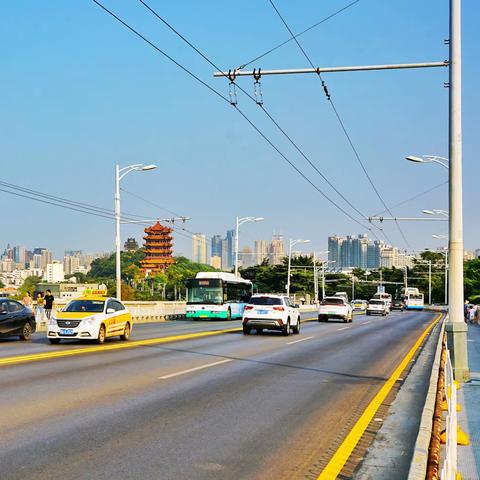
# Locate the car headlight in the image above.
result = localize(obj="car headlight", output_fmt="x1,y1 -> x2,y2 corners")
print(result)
81,316 -> 96,326
49,317 -> 57,326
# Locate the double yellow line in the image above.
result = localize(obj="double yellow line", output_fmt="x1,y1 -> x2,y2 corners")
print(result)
0,327 -> 241,367
317,313 -> 442,479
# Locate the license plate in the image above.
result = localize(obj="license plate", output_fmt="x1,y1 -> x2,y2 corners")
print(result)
328,311 -> 336,315
256,309 -> 269,314
60,328 -> 74,335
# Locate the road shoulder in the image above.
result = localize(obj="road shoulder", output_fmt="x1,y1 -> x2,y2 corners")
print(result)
354,320 -> 442,479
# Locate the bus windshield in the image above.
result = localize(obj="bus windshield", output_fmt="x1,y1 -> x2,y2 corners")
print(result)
186,279 -> 223,305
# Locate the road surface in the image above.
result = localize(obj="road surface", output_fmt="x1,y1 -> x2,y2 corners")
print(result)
0,310 -> 438,479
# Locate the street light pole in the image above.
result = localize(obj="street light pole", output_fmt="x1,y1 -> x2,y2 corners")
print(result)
234,216 -> 264,276
287,239 -> 310,296
313,252 -> 318,305
447,0 -> 469,381
115,163 -> 157,301
429,260 -> 432,305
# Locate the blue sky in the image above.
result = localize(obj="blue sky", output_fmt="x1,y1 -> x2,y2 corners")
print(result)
1,0 -> 479,258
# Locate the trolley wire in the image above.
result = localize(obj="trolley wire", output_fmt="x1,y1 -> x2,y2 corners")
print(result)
91,0 -> 378,237
236,0 -> 362,70
267,0 -> 409,249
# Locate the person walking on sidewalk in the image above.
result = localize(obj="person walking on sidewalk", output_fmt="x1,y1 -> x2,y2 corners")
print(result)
22,291 -> 33,309
36,292 -> 45,324
468,305 -> 477,324
44,289 -> 55,320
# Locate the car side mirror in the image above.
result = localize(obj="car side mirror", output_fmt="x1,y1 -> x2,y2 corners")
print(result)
294,304 -> 300,309
106,308 -> 115,314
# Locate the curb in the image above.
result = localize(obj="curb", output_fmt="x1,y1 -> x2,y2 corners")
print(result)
407,314 -> 446,480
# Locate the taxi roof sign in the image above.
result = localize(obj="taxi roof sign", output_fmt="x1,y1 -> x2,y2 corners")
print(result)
83,289 -> 108,297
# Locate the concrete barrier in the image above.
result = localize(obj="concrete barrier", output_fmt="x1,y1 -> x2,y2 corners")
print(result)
34,302 -> 318,332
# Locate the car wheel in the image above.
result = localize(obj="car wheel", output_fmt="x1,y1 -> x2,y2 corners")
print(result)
243,325 -> 251,335
49,338 -> 61,344
292,318 -> 300,334
256,328 -> 263,334
19,322 -> 32,341
97,324 -> 106,344
366,312 -> 371,316
120,322 -> 131,341
349,313 -> 353,323
283,320 -> 290,336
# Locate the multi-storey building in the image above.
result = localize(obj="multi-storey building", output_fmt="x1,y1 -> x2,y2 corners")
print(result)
192,234 -> 207,264
269,235 -> 285,265
254,240 -> 268,265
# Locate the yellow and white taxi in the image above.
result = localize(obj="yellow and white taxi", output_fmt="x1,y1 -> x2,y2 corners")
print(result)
47,295 -> 133,344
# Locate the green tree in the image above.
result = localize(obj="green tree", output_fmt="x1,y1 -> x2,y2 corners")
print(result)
17,276 -> 42,299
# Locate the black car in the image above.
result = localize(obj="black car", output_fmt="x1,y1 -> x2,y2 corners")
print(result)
0,298 -> 36,340
391,299 -> 405,311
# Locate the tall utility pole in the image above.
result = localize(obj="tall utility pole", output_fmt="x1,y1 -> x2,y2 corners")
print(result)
428,260 -> 432,305
447,0 -> 469,381
214,0 -> 468,379
313,252 -> 318,305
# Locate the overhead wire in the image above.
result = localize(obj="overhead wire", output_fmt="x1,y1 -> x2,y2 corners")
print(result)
236,0 -> 362,70
372,181 -> 448,217
135,0 -> 384,240
92,0 -> 379,237
266,0 -> 409,249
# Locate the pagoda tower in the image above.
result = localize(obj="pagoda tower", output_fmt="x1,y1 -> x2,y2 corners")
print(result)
140,221 -> 174,275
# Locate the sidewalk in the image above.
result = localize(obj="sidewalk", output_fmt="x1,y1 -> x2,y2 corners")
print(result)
457,323 -> 480,479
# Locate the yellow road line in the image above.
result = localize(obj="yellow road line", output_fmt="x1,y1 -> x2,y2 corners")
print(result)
0,327 -> 242,367
317,312 -> 442,480
0,314 -> 321,367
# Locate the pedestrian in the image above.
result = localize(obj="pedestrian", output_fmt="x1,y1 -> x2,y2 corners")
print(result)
44,289 -> 55,320
36,292 -> 45,324
468,305 -> 476,324
22,291 -> 33,309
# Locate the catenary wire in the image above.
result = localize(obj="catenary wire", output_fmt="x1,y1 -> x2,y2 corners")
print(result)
92,0 -> 378,237
372,181 -> 448,217
135,0 -> 384,240
267,0 -> 409,249
236,0 -> 362,70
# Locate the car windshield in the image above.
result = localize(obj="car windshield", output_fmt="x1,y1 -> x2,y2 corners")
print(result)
64,300 -> 105,313
322,298 -> 344,305
369,300 -> 383,305
249,297 -> 283,306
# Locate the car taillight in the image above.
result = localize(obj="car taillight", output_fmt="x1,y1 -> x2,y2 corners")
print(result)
273,307 -> 285,311
244,305 -> 253,310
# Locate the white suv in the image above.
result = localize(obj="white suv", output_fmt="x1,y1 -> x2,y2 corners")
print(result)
242,295 -> 300,336
366,299 -> 390,316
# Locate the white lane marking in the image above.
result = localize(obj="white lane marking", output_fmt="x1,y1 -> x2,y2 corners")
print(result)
159,359 -> 232,379
363,320 -> 372,325
286,336 -> 314,345
337,326 -> 350,331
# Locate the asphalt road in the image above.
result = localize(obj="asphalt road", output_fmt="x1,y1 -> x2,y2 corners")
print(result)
0,310 -> 437,480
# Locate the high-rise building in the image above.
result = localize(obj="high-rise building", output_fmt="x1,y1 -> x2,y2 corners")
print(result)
32,254 -> 42,269
220,230 -> 235,271
239,246 -> 254,268
211,235 -> 223,260
40,249 -> 53,269
64,255 -> 81,275
254,240 -> 268,265
192,234 -> 207,264
13,246 -> 26,264
44,263 -> 65,283
328,235 -> 344,270
269,235 -> 285,265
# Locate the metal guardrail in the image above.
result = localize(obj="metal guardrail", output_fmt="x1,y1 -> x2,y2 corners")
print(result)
408,316 -> 445,480
440,347 -> 458,479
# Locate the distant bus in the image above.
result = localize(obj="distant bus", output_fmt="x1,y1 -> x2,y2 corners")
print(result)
373,292 -> 392,307
404,291 -> 424,310
185,272 -> 253,320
